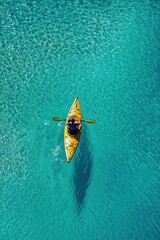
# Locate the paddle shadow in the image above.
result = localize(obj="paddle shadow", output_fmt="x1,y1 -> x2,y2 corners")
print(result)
72,126 -> 93,213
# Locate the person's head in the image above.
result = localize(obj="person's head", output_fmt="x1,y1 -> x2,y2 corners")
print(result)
71,119 -> 75,124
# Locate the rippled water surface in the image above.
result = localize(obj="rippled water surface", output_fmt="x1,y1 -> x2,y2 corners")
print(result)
1,0 -> 160,239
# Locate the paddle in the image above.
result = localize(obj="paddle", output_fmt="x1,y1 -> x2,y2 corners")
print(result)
52,117 -> 96,124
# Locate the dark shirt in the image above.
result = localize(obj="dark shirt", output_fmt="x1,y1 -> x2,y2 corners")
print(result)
68,123 -> 79,131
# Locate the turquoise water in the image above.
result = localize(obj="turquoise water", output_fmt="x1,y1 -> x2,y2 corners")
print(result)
1,0 -> 160,239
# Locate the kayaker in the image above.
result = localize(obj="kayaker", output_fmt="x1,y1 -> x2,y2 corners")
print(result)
68,119 -> 79,135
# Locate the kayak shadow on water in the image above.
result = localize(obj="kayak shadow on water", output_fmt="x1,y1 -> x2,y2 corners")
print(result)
73,126 -> 93,214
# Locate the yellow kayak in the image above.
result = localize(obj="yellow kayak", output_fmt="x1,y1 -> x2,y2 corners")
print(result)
64,97 -> 82,163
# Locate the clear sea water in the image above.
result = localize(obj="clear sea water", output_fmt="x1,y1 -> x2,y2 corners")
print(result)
1,0 -> 160,239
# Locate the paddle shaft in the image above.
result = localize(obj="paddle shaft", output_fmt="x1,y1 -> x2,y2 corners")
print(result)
52,117 -> 96,123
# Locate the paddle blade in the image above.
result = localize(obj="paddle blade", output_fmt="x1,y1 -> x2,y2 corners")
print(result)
84,119 -> 96,123
52,117 -> 63,121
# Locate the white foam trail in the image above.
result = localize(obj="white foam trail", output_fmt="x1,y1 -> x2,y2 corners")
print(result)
51,144 -> 64,166
43,120 -> 50,125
